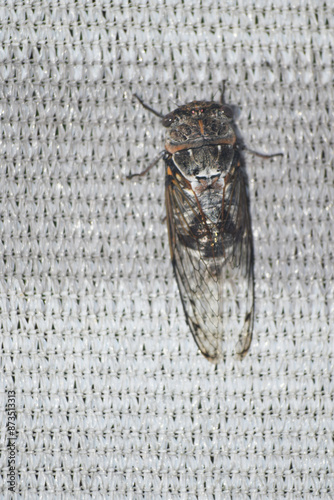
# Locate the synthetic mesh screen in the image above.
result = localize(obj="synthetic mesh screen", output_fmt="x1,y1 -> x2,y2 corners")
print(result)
0,1 -> 333,497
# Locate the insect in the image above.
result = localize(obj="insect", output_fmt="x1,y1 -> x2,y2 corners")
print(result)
128,86 -> 282,363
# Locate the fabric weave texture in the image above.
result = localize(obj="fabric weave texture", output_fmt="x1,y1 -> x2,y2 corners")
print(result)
0,1 -> 333,498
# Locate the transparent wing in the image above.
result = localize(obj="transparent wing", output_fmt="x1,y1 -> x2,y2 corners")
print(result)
165,158 -> 254,363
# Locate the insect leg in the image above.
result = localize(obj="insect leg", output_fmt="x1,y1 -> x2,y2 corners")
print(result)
219,80 -> 227,104
133,94 -> 164,118
127,150 -> 166,179
245,147 -> 283,159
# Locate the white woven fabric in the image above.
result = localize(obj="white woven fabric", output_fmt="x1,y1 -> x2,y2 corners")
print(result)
0,1 -> 333,497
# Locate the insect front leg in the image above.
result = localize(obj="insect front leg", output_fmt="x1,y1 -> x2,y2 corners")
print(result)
245,148 -> 283,159
127,150 -> 168,179
133,94 -> 164,118
127,94 -> 168,179
220,80 -> 227,104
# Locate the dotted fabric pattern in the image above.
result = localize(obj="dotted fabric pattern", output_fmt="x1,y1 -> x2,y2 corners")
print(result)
0,1 -> 333,498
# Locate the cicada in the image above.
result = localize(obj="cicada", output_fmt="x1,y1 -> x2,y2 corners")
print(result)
129,87 -> 282,363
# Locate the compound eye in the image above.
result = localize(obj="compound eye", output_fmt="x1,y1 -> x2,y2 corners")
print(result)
221,105 -> 233,119
162,113 -> 177,127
